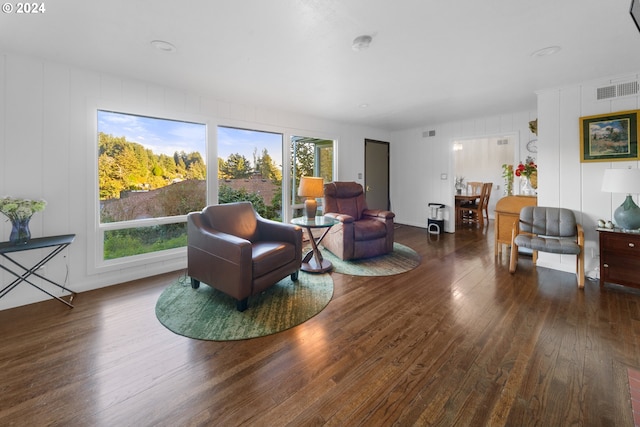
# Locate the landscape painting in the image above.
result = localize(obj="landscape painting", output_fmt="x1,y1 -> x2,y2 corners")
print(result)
580,110 -> 639,162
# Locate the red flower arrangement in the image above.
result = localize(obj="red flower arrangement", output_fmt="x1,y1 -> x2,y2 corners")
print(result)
515,160 -> 537,179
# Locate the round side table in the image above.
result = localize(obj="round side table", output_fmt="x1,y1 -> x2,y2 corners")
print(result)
291,216 -> 339,273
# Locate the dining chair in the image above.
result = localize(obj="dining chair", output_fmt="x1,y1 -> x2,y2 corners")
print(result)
482,182 -> 492,222
457,182 -> 492,227
467,181 -> 483,196
456,181 -> 483,225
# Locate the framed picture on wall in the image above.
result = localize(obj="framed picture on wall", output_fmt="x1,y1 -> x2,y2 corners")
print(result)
579,110 -> 639,162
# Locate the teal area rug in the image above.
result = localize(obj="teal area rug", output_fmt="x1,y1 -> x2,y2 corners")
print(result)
155,272 -> 333,341
321,242 -> 421,276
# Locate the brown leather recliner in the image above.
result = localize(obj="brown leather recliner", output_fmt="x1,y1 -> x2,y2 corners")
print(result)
322,181 -> 395,260
187,201 -> 303,311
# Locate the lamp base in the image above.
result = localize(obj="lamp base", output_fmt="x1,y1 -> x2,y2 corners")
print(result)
304,199 -> 317,219
614,195 -> 640,230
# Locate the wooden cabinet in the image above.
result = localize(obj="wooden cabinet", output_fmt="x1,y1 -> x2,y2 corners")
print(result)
599,229 -> 640,289
494,195 -> 537,256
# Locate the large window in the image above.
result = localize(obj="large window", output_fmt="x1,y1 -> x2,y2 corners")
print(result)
290,136 -> 334,217
97,110 -> 207,261
217,126 -> 283,220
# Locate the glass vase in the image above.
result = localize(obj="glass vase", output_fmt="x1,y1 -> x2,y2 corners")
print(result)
10,217 -> 31,245
504,176 -> 513,196
521,177 -> 536,196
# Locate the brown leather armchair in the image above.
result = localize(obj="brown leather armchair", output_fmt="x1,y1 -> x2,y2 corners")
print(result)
187,201 -> 303,311
322,181 -> 395,260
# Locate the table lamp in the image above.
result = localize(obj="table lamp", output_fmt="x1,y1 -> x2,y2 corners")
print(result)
298,176 -> 324,219
601,168 -> 640,230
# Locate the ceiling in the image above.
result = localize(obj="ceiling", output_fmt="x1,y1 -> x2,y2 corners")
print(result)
2,0 -> 640,130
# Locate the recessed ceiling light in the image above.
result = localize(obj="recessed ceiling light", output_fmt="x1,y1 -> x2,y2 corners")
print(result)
531,46 -> 561,57
151,40 -> 177,53
352,35 -> 373,51
359,103 -> 369,108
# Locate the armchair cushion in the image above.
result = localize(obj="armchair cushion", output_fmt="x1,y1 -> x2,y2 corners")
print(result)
354,219 -> 387,240
513,235 -> 581,255
252,241 -> 297,277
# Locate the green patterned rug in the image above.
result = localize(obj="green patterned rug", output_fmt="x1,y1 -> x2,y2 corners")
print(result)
321,242 -> 421,276
155,272 -> 333,341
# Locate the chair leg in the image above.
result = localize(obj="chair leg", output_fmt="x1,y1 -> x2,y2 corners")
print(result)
236,298 -> 248,312
509,243 -> 518,273
577,252 -> 585,289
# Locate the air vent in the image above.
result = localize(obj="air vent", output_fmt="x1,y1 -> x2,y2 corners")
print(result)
596,81 -> 640,101
422,130 -> 436,138
497,139 -> 509,145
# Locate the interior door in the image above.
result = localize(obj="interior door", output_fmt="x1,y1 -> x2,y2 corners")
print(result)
364,139 -> 390,210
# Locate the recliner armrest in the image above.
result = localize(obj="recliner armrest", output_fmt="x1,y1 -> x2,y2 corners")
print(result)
325,212 -> 355,223
362,209 -> 395,219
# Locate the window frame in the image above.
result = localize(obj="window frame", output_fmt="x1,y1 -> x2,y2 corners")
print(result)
88,102 -> 215,274
288,135 -> 337,221
216,125 -> 285,221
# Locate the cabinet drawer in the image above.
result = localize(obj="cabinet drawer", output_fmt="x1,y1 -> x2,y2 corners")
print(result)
600,232 -> 640,256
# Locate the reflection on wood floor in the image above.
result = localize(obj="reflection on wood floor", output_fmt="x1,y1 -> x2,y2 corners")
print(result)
0,222 -> 637,426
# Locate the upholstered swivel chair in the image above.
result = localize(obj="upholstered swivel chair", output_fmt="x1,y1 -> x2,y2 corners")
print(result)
509,206 -> 584,288
322,181 -> 395,260
187,202 -> 303,311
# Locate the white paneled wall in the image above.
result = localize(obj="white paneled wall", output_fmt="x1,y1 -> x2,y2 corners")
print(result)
392,71 -> 640,280
390,111 -> 536,233
0,51 -> 390,310
537,73 -> 640,277
3,46 -> 638,308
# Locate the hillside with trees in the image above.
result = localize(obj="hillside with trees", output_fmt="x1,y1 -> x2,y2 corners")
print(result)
98,133 -> 323,259
98,132 -> 206,200
99,132 -> 285,222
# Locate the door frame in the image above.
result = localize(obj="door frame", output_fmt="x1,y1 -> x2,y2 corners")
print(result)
364,139 -> 390,210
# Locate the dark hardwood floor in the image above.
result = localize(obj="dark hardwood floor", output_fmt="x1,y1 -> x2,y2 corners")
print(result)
0,223 -> 638,426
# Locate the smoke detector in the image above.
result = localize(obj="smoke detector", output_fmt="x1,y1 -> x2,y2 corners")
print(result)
352,35 -> 372,51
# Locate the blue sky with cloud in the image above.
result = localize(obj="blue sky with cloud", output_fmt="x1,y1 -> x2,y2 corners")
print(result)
98,110 -> 283,168
98,110 -> 206,158
217,126 -> 283,168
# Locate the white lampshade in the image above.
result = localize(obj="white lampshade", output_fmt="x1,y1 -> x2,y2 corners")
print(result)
601,168 -> 640,194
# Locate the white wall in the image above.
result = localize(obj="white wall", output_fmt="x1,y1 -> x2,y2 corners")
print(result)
390,112 -> 536,232
0,51 -> 390,310
389,71 -> 640,278
537,72 -> 640,276
4,47 -> 635,309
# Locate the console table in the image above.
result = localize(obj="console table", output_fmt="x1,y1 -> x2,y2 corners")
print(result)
0,234 -> 76,307
494,195 -> 537,256
598,228 -> 640,290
